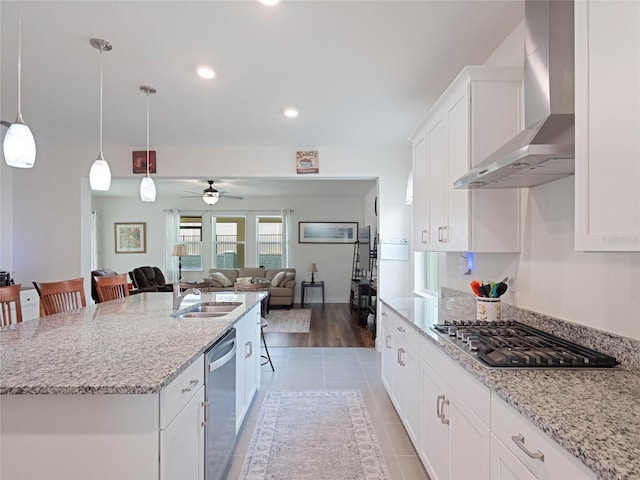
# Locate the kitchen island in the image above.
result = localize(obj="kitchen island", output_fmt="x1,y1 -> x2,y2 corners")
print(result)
381,294 -> 640,480
0,291 -> 265,480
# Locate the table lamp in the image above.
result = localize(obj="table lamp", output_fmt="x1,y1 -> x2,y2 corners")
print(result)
308,263 -> 318,284
172,244 -> 188,281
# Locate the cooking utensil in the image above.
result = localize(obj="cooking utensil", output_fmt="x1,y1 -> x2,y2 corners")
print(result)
470,280 -> 481,296
497,282 -> 508,297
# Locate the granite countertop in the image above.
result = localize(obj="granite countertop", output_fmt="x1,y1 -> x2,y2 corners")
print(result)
381,296 -> 640,480
0,291 -> 265,395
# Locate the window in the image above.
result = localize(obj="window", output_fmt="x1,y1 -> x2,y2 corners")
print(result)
179,216 -> 202,271
212,217 -> 246,268
414,251 -> 438,295
257,216 -> 283,269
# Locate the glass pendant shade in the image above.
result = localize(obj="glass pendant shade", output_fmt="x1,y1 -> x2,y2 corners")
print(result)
140,176 -> 156,202
203,193 -> 220,205
3,119 -> 36,168
89,154 -> 111,191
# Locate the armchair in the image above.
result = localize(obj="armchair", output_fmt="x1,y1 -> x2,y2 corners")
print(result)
130,266 -> 173,293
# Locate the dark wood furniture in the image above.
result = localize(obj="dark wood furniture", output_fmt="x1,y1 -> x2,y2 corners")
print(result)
300,281 -> 325,308
94,274 -> 130,302
33,277 -> 86,316
0,284 -> 23,326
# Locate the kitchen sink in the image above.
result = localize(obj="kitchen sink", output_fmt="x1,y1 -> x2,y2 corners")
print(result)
174,302 -> 242,319
179,311 -> 229,319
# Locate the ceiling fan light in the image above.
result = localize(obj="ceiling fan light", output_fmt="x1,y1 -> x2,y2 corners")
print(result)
203,192 -> 220,205
89,155 -> 111,191
140,176 -> 156,202
3,121 -> 36,168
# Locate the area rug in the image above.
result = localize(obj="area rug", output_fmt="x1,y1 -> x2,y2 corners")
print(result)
264,308 -> 311,333
239,390 -> 390,480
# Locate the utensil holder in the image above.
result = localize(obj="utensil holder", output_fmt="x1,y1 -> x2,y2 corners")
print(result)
476,297 -> 501,322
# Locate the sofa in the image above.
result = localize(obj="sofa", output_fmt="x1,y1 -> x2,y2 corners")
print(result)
204,267 -> 296,308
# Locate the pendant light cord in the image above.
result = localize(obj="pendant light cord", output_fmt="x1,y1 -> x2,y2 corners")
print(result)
16,2 -> 23,119
99,45 -> 104,157
146,90 -> 150,177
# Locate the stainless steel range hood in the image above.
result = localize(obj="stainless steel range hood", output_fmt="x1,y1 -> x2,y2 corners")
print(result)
454,0 -> 575,189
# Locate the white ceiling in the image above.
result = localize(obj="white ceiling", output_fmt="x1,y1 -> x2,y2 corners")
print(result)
0,0 -> 523,197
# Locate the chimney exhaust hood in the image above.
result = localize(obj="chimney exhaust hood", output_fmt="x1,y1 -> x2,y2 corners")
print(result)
454,0 -> 575,189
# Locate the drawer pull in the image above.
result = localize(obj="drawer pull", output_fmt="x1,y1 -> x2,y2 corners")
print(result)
397,326 -> 405,333
386,335 -> 391,349
440,397 -> 450,425
511,434 -> 545,462
181,379 -> 199,393
202,401 -> 210,427
436,394 -> 445,420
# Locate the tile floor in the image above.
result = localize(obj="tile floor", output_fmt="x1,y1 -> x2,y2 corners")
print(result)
227,347 -> 431,480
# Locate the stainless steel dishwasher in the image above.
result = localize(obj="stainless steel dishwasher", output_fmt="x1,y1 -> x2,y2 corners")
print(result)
204,328 -> 237,480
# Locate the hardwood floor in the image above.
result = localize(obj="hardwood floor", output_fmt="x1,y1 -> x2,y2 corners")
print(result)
263,303 -> 375,347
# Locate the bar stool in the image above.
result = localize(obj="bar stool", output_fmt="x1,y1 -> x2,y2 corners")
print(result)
0,284 -> 23,326
33,277 -> 86,316
260,317 -> 275,372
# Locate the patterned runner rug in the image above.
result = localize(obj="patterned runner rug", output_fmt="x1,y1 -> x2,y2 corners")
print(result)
264,308 -> 311,333
240,390 -> 390,480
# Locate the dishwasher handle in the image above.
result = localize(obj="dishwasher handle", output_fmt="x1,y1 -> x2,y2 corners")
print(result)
208,338 -> 237,373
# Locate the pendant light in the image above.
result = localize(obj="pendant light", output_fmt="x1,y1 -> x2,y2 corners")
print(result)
3,2 -> 36,168
89,38 -> 112,191
139,85 -> 157,202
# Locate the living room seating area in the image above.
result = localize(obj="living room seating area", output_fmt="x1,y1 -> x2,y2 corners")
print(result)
205,267 -> 296,308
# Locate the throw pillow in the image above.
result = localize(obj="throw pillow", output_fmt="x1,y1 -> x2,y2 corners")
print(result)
270,271 -> 286,287
236,277 -> 252,284
280,272 -> 296,287
210,272 -> 233,287
205,278 -> 223,288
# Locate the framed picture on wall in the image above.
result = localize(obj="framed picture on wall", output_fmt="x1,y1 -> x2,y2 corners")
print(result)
114,222 -> 147,254
298,221 -> 358,244
132,151 -> 156,174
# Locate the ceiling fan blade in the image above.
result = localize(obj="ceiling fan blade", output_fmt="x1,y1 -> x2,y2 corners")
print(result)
220,194 -> 244,200
183,190 -> 202,195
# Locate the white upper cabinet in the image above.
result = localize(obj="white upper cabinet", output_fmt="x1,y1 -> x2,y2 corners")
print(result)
575,0 -> 640,251
410,66 -> 522,253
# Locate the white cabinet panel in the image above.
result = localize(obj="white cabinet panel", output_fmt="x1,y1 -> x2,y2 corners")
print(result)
161,386 -> 205,480
235,304 -> 261,432
413,133 -> 430,251
575,0 -> 640,251
491,433 -> 538,480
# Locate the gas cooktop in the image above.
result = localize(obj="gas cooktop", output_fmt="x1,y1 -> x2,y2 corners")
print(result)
432,320 -> 619,368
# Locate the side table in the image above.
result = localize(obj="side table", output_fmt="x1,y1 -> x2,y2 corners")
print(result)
300,281 -> 325,308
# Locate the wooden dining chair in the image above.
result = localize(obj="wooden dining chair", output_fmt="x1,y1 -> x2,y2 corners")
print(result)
0,284 -> 23,326
94,274 -> 130,303
33,277 -> 86,316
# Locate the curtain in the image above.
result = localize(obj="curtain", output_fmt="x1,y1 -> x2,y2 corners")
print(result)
164,209 -> 180,283
90,211 -> 98,270
281,208 -> 293,268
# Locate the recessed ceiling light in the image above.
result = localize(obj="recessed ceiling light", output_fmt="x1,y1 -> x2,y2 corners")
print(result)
259,0 -> 280,5
284,107 -> 299,118
197,66 -> 215,79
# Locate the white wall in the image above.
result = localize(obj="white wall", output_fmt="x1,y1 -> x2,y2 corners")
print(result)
8,143 -> 412,302
444,21 -> 640,340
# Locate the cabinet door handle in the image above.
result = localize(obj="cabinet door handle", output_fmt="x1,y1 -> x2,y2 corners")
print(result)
246,341 -> 253,358
181,379 -> 199,393
399,348 -> 406,366
202,401 -> 210,427
421,229 -> 427,244
436,394 -> 444,419
397,326 -> 405,333
437,226 -> 443,242
386,335 -> 391,349
397,348 -> 401,365
442,226 -> 448,243
440,398 -> 450,425
511,434 -> 545,461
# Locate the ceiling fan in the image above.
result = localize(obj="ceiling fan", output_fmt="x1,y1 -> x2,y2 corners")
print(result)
182,180 -> 244,205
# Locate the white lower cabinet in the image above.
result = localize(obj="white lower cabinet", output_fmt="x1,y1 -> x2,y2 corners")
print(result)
235,303 -> 261,432
380,305 -> 420,445
161,386 -> 205,480
420,357 -> 490,480
380,305 -> 597,480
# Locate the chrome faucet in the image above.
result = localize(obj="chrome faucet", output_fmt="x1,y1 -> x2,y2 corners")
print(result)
173,285 -> 202,310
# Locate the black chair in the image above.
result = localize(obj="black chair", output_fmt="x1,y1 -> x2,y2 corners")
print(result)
130,266 -> 173,293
